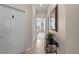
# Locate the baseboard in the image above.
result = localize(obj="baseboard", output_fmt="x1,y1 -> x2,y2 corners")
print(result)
20,50 -> 26,54
25,47 -> 33,52
25,44 -> 35,52
25,39 -> 36,52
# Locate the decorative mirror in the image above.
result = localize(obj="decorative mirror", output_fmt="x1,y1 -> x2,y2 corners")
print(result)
49,5 -> 58,32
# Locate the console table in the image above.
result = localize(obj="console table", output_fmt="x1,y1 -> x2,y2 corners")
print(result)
44,36 -> 59,54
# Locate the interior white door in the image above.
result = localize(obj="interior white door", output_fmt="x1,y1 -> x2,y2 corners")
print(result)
0,5 -> 26,54
0,5 -> 12,53
11,9 -> 26,53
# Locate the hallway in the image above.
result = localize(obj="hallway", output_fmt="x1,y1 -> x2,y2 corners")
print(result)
0,4 -> 79,54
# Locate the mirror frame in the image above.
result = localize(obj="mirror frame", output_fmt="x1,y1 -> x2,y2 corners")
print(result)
50,5 -> 58,32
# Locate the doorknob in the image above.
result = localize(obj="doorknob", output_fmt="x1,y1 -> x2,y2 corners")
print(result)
12,15 -> 14,19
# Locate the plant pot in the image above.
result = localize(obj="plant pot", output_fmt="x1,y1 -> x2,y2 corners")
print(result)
48,38 -> 53,44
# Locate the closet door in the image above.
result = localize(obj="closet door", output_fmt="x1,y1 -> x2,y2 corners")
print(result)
0,5 -> 12,53
11,9 -> 26,53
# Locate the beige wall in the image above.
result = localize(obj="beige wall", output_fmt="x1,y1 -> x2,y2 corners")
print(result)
58,4 -> 79,54
32,5 -> 36,46
65,4 -> 79,53
57,4 -> 66,53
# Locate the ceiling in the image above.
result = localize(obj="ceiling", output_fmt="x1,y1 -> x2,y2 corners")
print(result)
34,4 -> 49,13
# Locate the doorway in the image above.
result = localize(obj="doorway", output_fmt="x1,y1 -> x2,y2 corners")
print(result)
36,18 -> 45,40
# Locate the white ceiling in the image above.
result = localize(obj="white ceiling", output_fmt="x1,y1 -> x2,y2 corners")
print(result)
34,4 -> 49,13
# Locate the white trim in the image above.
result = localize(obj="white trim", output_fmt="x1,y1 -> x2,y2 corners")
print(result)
25,37 -> 37,52
0,4 -> 25,13
25,46 -> 34,52
25,41 -> 36,52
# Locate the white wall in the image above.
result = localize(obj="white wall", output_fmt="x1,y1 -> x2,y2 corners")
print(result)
25,5 -> 33,49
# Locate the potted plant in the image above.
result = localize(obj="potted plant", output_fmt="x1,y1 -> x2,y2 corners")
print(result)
47,32 -> 54,44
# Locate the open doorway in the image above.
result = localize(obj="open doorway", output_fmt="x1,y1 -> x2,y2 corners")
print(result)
36,18 -> 45,40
